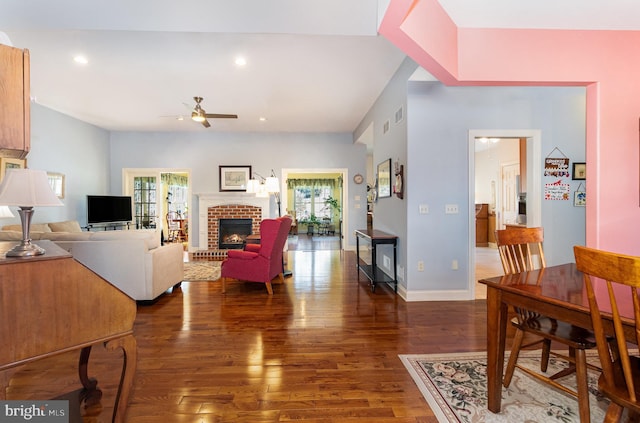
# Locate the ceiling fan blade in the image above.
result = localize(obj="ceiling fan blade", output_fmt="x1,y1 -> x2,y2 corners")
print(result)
204,113 -> 238,119
202,119 -> 211,128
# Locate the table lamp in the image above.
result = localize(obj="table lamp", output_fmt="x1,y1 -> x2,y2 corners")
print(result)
0,169 -> 63,257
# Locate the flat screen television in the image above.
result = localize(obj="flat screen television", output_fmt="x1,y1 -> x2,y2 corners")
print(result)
87,195 -> 133,224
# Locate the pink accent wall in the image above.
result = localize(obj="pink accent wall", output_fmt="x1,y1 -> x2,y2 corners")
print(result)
380,0 -> 640,255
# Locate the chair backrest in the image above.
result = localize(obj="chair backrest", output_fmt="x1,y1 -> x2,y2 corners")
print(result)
166,211 -> 179,229
256,216 -> 292,263
495,227 -> 546,274
574,245 -> 640,403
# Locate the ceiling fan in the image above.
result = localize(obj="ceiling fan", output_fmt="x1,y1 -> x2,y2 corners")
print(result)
189,96 -> 238,128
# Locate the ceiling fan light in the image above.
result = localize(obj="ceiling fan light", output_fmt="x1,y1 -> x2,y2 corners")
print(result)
191,111 -> 206,122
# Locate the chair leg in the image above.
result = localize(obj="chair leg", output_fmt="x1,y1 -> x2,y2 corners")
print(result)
604,403 -> 624,423
540,338 -> 552,372
574,349 -> 591,423
265,282 -> 273,295
276,273 -> 285,284
503,328 -> 525,387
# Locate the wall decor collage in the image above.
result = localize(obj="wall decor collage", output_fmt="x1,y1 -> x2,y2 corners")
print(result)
543,147 -> 585,207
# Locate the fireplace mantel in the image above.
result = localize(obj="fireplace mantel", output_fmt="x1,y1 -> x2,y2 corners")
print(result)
197,193 -> 270,250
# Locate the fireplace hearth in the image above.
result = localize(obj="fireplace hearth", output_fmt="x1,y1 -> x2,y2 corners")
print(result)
218,218 -> 252,249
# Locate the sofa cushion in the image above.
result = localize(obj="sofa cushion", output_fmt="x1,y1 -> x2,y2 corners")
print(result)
89,229 -> 160,250
48,220 -> 83,233
2,223 -> 52,232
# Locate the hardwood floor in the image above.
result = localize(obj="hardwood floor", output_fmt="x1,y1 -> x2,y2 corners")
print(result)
475,246 -> 504,299
6,250 -> 501,422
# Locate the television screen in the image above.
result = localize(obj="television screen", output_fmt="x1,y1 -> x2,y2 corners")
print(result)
87,195 -> 133,224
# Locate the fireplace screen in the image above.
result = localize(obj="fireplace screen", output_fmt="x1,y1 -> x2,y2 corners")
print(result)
218,218 -> 252,249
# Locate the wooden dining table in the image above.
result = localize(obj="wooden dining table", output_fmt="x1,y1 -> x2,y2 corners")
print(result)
478,263 -> 635,414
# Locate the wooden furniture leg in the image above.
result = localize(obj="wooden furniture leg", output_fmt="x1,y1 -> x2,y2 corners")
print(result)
105,335 -> 137,423
78,346 -> 102,406
486,286 -> 507,413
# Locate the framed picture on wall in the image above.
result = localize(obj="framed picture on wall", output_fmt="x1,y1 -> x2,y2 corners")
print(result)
377,158 -> 392,198
0,157 -> 26,183
219,165 -> 252,192
572,162 -> 586,180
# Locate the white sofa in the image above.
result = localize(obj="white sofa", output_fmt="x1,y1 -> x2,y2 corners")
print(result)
0,221 -> 184,301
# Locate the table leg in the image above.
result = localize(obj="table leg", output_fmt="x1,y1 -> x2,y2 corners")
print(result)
78,346 -> 102,406
105,334 -> 137,423
371,241 -> 377,292
486,286 -> 507,413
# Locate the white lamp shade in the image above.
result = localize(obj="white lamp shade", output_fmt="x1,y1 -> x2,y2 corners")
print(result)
265,176 -> 279,194
0,169 -> 63,207
246,179 -> 260,194
0,205 -> 14,218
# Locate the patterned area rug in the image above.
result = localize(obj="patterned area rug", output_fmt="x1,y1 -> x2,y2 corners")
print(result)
399,351 -> 609,423
183,260 -> 221,281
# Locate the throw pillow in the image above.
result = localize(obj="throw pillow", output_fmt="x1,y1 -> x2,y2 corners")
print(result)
48,220 -> 83,233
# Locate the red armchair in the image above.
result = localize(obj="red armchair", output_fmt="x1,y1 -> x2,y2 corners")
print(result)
220,216 -> 292,295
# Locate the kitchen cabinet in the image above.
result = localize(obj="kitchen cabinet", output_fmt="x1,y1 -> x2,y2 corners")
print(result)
0,44 -> 30,159
475,203 -> 489,247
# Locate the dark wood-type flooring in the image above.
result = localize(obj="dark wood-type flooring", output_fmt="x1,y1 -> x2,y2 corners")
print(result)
5,249 -> 509,422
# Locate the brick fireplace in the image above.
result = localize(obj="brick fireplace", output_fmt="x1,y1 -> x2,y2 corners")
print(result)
209,206 -> 261,249
197,193 -> 270,253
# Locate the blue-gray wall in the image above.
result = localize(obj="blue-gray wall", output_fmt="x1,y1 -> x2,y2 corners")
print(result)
12,104 -> 110,226
109,131 -> 368,248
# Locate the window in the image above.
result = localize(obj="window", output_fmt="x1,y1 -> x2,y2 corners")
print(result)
133,176 -> 157,229
294,184 -> 332,221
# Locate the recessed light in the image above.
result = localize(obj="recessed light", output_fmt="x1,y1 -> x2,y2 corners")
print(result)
259,117 -> 267,122
73,55 -> 89,65
235,56 -> 247,67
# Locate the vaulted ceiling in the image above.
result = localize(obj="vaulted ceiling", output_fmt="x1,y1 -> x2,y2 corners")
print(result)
2,0 -> 639,133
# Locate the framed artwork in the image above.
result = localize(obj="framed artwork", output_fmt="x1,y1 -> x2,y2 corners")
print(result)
0,157 -> 26,183
377,158 -> 392,198
219,165 -> 252,192
574,190 -> 586,207
47,172 -> 65,199
572,162 -> 586,180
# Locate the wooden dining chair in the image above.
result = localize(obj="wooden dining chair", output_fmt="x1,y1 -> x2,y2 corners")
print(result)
496,227 -> 597,423
574,245 -> 640,423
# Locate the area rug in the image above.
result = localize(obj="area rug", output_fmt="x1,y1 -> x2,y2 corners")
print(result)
183,260 -> 221,281
399,351 -> 609,423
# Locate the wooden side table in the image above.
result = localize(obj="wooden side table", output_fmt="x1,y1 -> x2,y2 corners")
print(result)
0,241 -> 137,423
354,229 -> 398,292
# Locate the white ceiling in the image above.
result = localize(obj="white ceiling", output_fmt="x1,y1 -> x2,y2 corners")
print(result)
2,0 -> 640,133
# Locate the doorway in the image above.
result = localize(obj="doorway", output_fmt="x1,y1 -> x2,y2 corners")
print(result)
123,168 -> 192,248
281,168 -> 348,251
468,130 -> 542,299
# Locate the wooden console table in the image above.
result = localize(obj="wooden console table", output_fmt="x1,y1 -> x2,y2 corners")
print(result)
355,229 -> 398,292
0,241 -> 137,423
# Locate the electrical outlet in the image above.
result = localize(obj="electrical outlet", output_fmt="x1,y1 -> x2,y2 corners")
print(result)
383,255 -> 391,270
445,204 -> 459,214
452,259 -> 458,270
419,204 -> 429,214
398,265 -> 404,281
417,260 -> 424,272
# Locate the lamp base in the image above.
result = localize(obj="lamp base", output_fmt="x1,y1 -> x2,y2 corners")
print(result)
6,207 -> 46,257
6,239 -> 46,257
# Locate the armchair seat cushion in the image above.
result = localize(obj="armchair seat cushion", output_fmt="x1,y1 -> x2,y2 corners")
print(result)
227,250 -> 259,260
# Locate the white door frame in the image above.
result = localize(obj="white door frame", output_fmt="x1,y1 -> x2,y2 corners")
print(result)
123,168 -> 192,248
467,130 -> 542,299
280,167 -> 349,249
